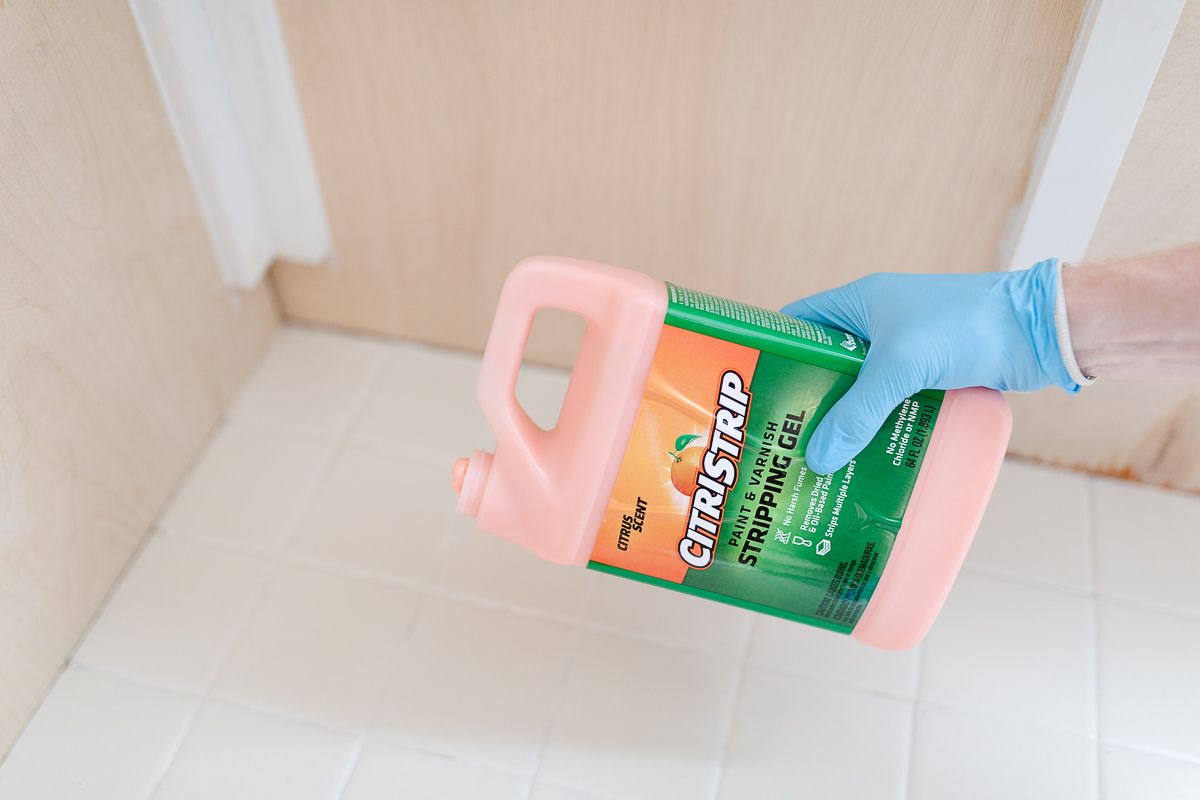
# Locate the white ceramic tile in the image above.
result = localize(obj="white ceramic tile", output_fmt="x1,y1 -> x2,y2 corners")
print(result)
1098,601 -> 1200,760
529,783 -> 615,800
718,666 -> 910,799
1093,477 -> 1200,616
539,633 -> 737,800
373,596 -> 573,774
908,705 -> 1097,800
289,446 -> 454,586
583,573 -> 751,659
965,460 -> 1092,591
213,563 -> 418,731
747,613 -> 919,698
0,667 -> 194,800
350,345 -> 491,461
229,326 -> 388,438
341,740 -> 528,800
921,572 -> 1094,734
40,334 -> 1200,800
158,422 -> 331,551
153,701 -> 357,800
431,518 -> 595,620
74,536 -> 271,692
1102,745 -> 1200,800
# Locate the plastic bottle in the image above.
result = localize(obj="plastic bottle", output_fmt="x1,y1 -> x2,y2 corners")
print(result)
453,256 -> 1011,649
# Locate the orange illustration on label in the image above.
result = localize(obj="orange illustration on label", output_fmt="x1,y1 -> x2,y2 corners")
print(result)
590,325 -> 759,583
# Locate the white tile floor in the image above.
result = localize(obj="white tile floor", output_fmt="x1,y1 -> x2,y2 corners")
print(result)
2,325 -> 1200,800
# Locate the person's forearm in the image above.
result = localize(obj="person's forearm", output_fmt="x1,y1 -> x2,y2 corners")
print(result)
1062,244 -> 1200,380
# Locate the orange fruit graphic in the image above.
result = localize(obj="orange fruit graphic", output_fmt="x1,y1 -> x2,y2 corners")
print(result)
670,446 -> 703,495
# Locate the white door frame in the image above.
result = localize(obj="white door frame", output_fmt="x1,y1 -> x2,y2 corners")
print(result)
1003,0 -> 1185,269
129,0 -> 332,289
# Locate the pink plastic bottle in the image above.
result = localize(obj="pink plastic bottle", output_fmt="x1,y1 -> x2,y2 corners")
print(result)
453,257 -> 1011,649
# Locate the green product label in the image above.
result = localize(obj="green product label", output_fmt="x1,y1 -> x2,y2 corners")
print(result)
586,283 -> 942,632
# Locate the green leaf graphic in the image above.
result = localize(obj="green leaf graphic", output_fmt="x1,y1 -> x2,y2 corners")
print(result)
674,434 -> 702,451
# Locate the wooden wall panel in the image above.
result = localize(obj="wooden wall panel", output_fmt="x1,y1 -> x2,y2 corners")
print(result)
1008,0 -> 1200,492
272,0 -> 1084,365
0,1 -> 278,753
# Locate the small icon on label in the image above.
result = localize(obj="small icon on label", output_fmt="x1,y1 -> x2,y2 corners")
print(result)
840,333 -> 857,352
816,539 -> 831,556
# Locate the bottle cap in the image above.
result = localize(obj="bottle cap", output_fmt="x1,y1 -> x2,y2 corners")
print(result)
451,450 -> 492,516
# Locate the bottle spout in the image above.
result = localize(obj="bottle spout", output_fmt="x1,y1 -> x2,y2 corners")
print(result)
452,450 -> 492,517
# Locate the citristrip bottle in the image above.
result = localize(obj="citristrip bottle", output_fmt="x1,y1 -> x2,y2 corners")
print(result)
453,257 -> 1011,649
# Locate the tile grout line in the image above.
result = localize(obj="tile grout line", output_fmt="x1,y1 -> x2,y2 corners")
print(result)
51,660 -> 642,794
146,339 -> 394,797
1096,739 -> 1200,767
162,343 -> 387,693
336,583 -> 431,799
707,614 -> 755,800
81,656 -> 364,740
42,663 -> 198,800
269,476 -> 1200,630
1086,477 -> 1104,800
325,348 -> 433,800
281,546 -> 949,706
275,484 -> 1200,639
271,343 -> 392,556
902,642 -> 926,800
134,695 -> 205,800
64,327 -> 1200,799
94,617 -> 1200,794
270,387 -> 499,681
329,736 -> 369,800
173,514 -> 1200,660
18,413 -> 255,795
281,549 -> 750,666
84,538 -> 1128,787
958,561 -> 1200,625
518,579 -> 597,800
29,414 -> 271,766
959,563 -> 1093,598
910,697 -> 1100,741
1071,591 -> 1200,626
115,657 -> 577,790
4,531 -> 167,776
141,551 -> 288,798
33,334 -> 1200,796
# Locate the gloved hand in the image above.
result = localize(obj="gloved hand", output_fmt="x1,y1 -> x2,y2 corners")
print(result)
781,258 -> 1083,475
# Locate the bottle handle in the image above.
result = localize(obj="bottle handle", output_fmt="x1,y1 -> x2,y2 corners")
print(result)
476,256 -> 643,478
465,256 -> 667,563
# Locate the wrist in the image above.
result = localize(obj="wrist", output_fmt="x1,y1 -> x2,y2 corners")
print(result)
1062,248 -> 1200,379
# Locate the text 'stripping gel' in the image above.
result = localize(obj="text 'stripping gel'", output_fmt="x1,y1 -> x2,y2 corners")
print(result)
587,284 -> 943,632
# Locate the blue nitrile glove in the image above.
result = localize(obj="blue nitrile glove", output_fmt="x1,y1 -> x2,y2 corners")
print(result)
781,259 -> 1082,475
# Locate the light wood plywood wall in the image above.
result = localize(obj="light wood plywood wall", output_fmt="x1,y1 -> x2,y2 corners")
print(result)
272,0 -> 1085,365
0,0 -> 279,754
1008,0 -> 1200,492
